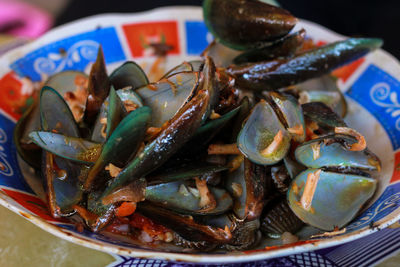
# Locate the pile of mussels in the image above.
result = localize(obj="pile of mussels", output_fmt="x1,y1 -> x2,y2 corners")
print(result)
15,0 -> 383,251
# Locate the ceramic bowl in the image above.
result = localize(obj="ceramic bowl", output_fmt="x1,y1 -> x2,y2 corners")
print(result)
1,6 -> 400,264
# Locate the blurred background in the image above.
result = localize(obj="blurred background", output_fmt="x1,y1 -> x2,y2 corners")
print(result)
1,0 -> 399,58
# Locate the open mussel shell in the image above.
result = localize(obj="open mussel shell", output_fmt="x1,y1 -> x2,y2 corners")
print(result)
13,102 -> 41,168
295,136 -> 381,171
176,106 -> 241,158
101,88 -> 210,197
287,169 -> 377,231
45,70 -> 88,96
269,92 -> 305,142
296,75 -> 347,117
40,86 -> 80,136
237,100 -> 291,165
225,158 -> 267,220
40,86 -> 84,216
29,131 -> 101,164
160,60 -> 203,79
135,71 -> 199,127
101,63 -> 215,198
203,0 -> 297,50
260,198 -> 303,238
137,202 -> 233,245
109,61 -> 149,90
91,87 -> 143,143
85,106 -> 151,190
145,180 -> 233,215
42,152 -> 85,217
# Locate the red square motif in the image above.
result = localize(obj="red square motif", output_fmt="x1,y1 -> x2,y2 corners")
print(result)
2,188 -> 67,223
391,152 -> 400,183
0,72 -> 35,121
122,21 -> 180,58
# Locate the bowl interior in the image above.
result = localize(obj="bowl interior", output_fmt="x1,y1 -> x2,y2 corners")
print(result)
0,6 -> 400,263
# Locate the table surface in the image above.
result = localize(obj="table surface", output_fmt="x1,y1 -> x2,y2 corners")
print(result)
0,204 -> 398,267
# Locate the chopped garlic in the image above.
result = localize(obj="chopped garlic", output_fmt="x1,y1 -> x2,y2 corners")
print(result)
260,130 -> 283,157
188,187 -> 200,198
178,184 -> 190,196
123,100 -> 138,112
105,163 -> 122,178
208,144 -> 241,155
210,110 -> 221,120
311,142 -> 321,160
195,177 -> 216,211
311,228 -> 346,238
100,117 -> 107,138
300,169 -> 322,211
335,127 -> 366,151
231,182 -> 243,198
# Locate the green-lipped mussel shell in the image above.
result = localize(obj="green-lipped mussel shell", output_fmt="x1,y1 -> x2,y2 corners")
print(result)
29,131 -> 101,164
237,100 -> 291,165
147,163 -> 228,184
13,102 -> 41,168
302,102 -> 346,131
295,137 -> 381,171
85,46 -> 111,122
91,88 -> 143,143
101,77 -> 211,198
45,70 -> 88,96
227,38 -> 383,91
86,190 -> 115,232
270,92 -> 306,142
105,86 -> 125,138
40,86 -> 80,136
145,180 -> 233,215
225,159 -> 267,220
203,0 -> 297,50
40,87 -> 84,216
287,169 -> 377,231
176,105 -> 241,158
109,61 -> 149,90
42,152 -> 85,217
137,202 -> 232,244
233,29 -> 306,64
161,60 -> 203,79
85,106 -> 151,190
135,71 -> 199,127
296,75 -> 347,117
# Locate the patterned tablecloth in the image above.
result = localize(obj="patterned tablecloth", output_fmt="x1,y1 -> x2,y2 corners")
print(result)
106,227 -> 400,267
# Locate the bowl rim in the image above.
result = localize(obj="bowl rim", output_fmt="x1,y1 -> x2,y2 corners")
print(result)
1,6 -> 400,263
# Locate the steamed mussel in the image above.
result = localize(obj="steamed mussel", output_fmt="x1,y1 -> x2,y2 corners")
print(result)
14,0 -> 383,251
